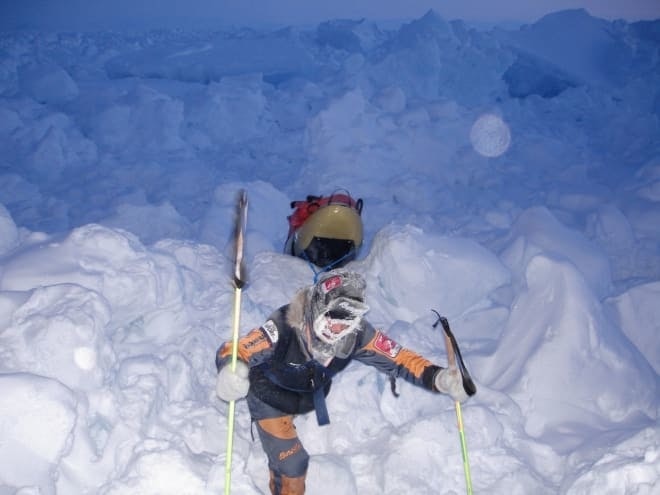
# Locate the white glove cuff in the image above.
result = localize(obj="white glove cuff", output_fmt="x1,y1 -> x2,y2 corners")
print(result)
216,360 -> 250,402
434,368 -> 469,403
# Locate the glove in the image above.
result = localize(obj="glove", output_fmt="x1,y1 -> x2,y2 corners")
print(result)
434,367 -> 469,403
216,360 -> 250,402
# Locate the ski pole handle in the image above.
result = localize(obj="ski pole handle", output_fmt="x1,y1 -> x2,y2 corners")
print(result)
441,319 -> 457,370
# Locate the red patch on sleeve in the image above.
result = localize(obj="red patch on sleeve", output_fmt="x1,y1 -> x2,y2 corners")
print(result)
373,332 -> 402,358
322,275 -> 342,293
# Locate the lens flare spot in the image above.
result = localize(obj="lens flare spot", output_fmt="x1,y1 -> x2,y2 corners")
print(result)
74,346 -> 97,370
470,113 -> 511,157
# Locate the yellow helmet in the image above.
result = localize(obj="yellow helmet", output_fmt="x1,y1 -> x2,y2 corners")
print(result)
288,194 -> 363,268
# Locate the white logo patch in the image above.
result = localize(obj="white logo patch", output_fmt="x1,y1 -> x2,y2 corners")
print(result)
261,320 -> 279,344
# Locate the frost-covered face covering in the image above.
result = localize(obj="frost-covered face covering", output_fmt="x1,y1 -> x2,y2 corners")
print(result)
306,270 -> 369,361
313,296 -> 369,344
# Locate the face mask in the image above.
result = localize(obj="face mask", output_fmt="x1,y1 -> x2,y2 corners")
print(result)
307,321 -> 359,363
312,296 -> 370,345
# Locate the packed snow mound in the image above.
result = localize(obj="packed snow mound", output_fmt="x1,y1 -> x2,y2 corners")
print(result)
18,61 -> 79,104
101,200 -> 194,245
315,18 -> 385,53
104,30 -> 320,84
198,180 -> 292,261
502,51 -> 579,98
0,373 -> 77,489
1,283 -> 113,391
394,9 -> 456,46
0,222 -> 233,493
0,224 -> 186,323
364,224 -> 510,321
630,18 -> 660,44
366,11 -> 510,104
564,426 -> 660,494
502,206 -> 612,299
99,449 -> 209,495
606,281 -> 660,374
498,9 -> 642,87
486,254 -> 657,451
0,203 -> 19,255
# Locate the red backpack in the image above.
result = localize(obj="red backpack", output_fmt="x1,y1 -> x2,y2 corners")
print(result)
287,192 -> 363,239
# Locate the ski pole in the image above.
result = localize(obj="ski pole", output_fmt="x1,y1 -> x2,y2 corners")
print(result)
454,401 -> 473,495
225,190 -> 248,495
432,311 -> 476,495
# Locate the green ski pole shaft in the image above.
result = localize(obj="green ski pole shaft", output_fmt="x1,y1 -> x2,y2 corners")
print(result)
224,284 -> 243,495
224,190 -> 248,495
455,400 -> 473,495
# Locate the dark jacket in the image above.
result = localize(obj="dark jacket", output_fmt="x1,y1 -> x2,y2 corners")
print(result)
216,289 -> 442,417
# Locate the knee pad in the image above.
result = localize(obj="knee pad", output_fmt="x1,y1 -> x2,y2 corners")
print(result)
257,416 -> 309,477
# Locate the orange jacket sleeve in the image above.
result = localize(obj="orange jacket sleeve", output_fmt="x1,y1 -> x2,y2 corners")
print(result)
353,321 -> 442,391
215,323 -> 277,370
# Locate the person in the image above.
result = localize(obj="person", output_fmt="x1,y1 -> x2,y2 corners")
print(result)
215,269 -> 470,495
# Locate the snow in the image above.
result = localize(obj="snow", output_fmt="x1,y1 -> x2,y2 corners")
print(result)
1,7 -> 659,495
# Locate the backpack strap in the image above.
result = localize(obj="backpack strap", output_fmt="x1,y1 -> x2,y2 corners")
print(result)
256,322 -> 337,426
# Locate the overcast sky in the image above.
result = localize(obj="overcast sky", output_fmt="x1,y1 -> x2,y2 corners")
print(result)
2,0 -> 660,31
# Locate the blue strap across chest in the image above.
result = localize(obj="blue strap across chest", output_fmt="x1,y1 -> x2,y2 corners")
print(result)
262,358 -> 334,425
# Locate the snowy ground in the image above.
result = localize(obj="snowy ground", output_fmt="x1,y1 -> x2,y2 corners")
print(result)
0,8 -> 659,495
